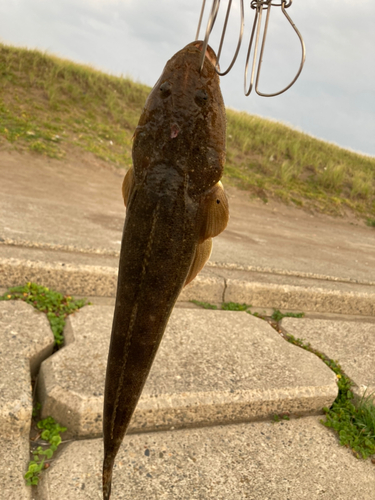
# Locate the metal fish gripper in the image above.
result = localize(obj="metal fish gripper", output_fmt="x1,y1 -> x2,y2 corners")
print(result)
195,0 -> 306,97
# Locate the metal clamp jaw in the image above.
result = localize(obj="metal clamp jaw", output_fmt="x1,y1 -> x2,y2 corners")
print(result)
196,0 -> 306,97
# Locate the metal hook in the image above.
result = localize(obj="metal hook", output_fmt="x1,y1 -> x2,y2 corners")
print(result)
195,0 -> 306,97
196,0 -> 245,76
245,0 -> 306,96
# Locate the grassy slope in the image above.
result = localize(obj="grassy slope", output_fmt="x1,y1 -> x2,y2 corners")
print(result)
1,43 -> 374,220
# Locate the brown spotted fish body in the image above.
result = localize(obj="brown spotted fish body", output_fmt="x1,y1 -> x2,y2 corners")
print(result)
102,41 -> 228,499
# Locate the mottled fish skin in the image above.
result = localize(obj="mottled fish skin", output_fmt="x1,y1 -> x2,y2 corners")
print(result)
102,41 -> 228,500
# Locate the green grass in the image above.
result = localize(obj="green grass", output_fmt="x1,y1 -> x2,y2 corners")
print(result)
272,414 -> 290,423
1,42 -> 374,218
286,335 -> 375,461
221,302 -> 251,312
191,300 -> 218,310
192,300 -> 375,461
0,282 -> 85,485
24,416 -> 67,486
225,110 -> 375,217
191,301 -> 305,321
0,43 -> 148,166
0,282 -> 89,346
323,388 -> 375,460
270,309 -> 305,322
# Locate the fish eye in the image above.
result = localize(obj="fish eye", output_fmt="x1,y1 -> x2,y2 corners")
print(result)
160,81 -> 171,98
195,89 -> 209,106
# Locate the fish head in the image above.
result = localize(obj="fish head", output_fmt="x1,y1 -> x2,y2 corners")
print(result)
132,41 -> 226,197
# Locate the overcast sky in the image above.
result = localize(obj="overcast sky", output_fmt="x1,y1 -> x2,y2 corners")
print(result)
1,0 -> 374,157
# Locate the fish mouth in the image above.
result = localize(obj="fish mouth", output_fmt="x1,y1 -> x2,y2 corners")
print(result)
192,41 -> 218,68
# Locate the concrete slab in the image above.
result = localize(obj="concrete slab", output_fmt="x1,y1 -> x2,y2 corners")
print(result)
37,306 -> 337,438
38,416 -> 375,500
282,317 -> 375,400
0,254 -> 225,302
0,301 -> 54,500
216,187 -> 375,284
225,279 -> 375,316
0,150 -> 126,253
2,245 -> 374,315
0,301 -> 54,436
0,436 -> 33,500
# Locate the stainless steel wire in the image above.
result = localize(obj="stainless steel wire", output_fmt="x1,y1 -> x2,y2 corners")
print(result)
195,0 -> 306,97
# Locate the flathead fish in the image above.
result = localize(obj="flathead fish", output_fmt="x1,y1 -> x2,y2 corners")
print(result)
103,41 -> 228,499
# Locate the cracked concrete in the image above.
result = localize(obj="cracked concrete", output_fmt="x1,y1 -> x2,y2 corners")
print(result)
0,301 -> 54,436
282,317 -> 375,401
1,150 -> 375,499
38,416 -> 375,500
37,306 -> 337,438
0,301 -> 54,500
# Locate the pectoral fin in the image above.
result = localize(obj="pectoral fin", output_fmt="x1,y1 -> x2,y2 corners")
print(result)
122,167 -> 135,207
184,238 -> 212,286
185,182 -> 229,286
199,181 -> 229,242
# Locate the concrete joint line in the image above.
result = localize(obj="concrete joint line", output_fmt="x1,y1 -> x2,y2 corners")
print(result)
2,242 -> 374,287
36,306 -> 338,439
2,257 -> 375,316
226,280 -> 375,316
207,261 -> 375,287
222,277 -> 228,303
0,239 -> 119,257
0,257 -> 118,297
281,317 -> 375,402
0,301 -> 55,499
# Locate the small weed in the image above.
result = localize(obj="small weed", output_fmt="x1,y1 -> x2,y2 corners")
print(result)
271,309 -> 305,322
366,218 -> 375,227
284,333 -> 375,461
0,282 -> 79,485
191,301 -> 253,313
286,334 -> 311,350
29,140 -> 47,153
24,417 -> 67,486
191,301 -> 305,323
318,161 -> 345,192
291,197 -> 303,207
190,300 -> 218,310
322,389 -> 375,460
221,302 -> 251,311
272,414 -> 290,423
0,282 -> 89,346
32,402 -> 42,418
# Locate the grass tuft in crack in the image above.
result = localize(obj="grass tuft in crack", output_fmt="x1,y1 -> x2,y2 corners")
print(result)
280,336 -> 375,461
270,309 -> 305,322
192,299 -> 375,461
24,416 -> 67,486
272,414 -> 290,423
190,300 -> 218,310
322,388 -> 375,460
0,283 -> 86,485
221,302 -> 251,312
191,301 -> 305,321
0,282 -> 89,346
